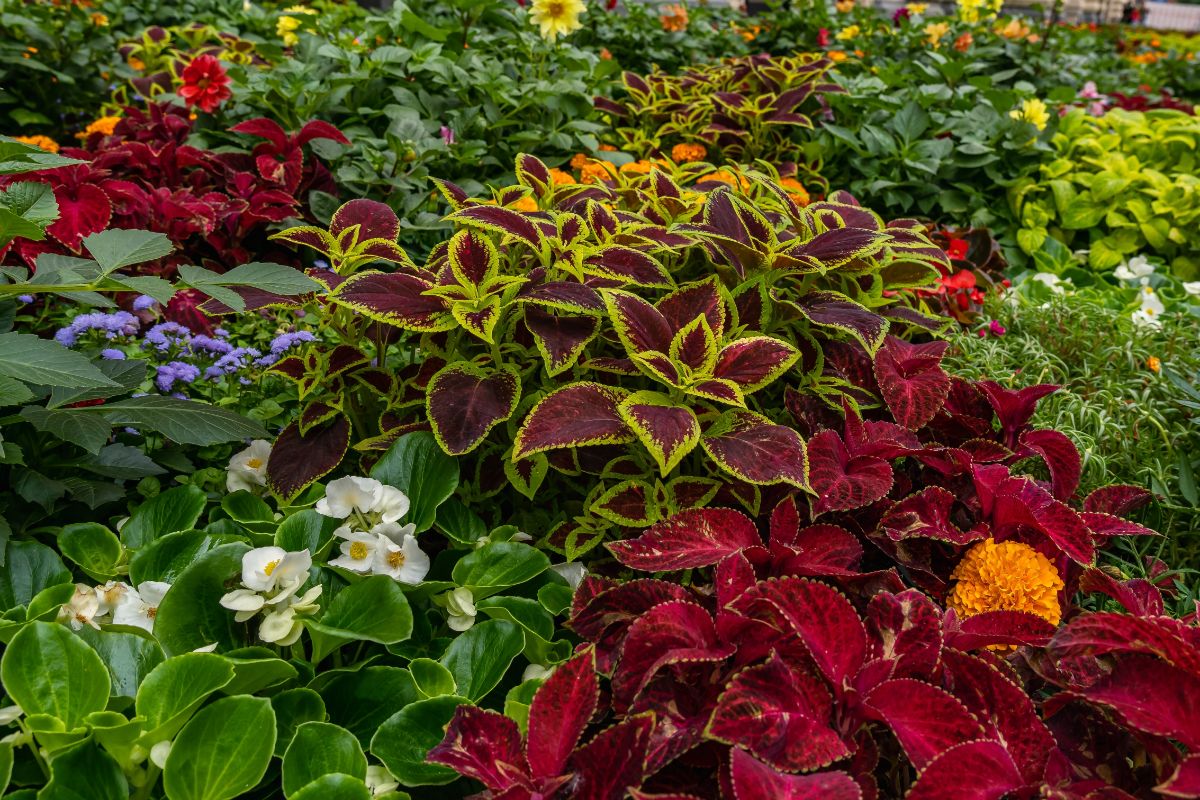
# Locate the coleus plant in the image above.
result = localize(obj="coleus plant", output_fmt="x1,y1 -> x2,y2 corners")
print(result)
254,154 -> 951,557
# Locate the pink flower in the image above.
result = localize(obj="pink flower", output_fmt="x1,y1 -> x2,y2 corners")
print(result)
1087,101 -> 1106,116
988,320 -> 1007,336
1079,81 -> 1101,99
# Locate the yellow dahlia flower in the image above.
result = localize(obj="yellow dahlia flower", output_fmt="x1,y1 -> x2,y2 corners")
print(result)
947,538 -> 1063,627
1009,98 -> 1050,131
530,0 -> 586,42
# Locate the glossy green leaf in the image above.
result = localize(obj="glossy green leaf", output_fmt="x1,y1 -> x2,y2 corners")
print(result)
409,658 -> 456,699
152,542 -> 251,656
129,531 -> 243,585
289,774 -> 372,800
451,541 -> 549,599
306,575 -> 413,662
57,523 -> 122,578
121,485 -> 208,549
0,622 -> 110,728
39,738 -> 127,800
318,666 -> 418,748
439,619 -> 524,702
135,653 -> 235,745
282,722 -> 367,797
271,688 -> 326,758
0,540 -> 71,611
369,432 -> 458,532
163,696 -> 276,800
370,695 -> 468,786
74,626 -> 164,702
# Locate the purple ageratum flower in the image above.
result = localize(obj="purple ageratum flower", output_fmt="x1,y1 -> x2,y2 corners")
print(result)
255,330 -> 315,367
205,346 -> 262,380
440,126 -> 455,145
312,259 -> 330,271
132,295 -> 157,311
214,328 -> 229,337
155,361 -> 200,393
100,348 -> 126,360
54,311 -> 140,347
190,335 -> 234,357
144,322 -> 192,352
17,295 -> 33,304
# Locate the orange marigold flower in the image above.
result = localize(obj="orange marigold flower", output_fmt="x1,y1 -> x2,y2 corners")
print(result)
599,144 -> 617,152
570,152 -> 589,170
954,31 -> 973,51
11,135 -> 59,154
90,11 -> 108,25
828,50 -> 848,62
128,56 -> 145,71
580,160 -> 616,184
696,169 -> 749,190
660,3 -> 689,32
78,115 -> 121,139
1147,356 -> 1162,372
780,177 -> 810,206
599,47 -> 613,60
947,538 -> 1063,633
549,168 -> 575,186
620,159 -> 657,175
671,142 -> 707,163
509,195 -> 538,212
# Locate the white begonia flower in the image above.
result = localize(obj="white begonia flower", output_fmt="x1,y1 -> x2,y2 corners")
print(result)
1114,255 -> 1155,284
372,485 -> 411,525
1031,272 -> 1066,294
550,561 -> 587,591
289,585 -> 323,614
1183,281 -> 1200,297
227,440 -> 272,493
112,581 -> 171,633
1132,285 -> 1166,329
149,741 -> 172,769
61,584 -> 101,631
522,663 -> 555,682
259,606 -> 301,645
193,643 -> 219,653
0,705 -> 23,725
444,588 -> 476,632
372,523 -> 430,585
316,476 -> 383,519
328,526 -> 380,574
365,765 -> 400,797
94,581 -> 132,615
241,547 -> 311,594
219,588 -> 266,622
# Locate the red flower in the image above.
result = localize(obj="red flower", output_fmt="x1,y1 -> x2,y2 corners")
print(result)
944,236 -> 969,261
939,269 -> 976,292
607,0 -> 618,9
817,27 -> 831,46
179,55 -> 231,114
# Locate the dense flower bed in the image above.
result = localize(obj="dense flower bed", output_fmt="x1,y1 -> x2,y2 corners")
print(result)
0,0 -> 1196,798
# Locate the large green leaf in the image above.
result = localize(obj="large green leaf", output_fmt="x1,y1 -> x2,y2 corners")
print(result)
438,619 -> 524,702
89,396 -> 269,446
0,622 -> 111,728
135,653 -> 235,745
451,541 -> 549,599
17,406 -> 111,454
0,332 -> 116,389
121,485 -> 208,549
289,775 -> 372,800
153,542 -> 251,656
163,696 -> 276,800
38,738 -> 127,800
271,689 -> 326,758
57,522 -> 122,578
282,722 -> 367,797
306,575 -> 413,662
369,432 -> 458,533
0,539 -> 71,611
129,531 -> 243,585
317,666 -> 418,748
370,695 -> 468,786
83,229 -> 174,275
74,626 -> 164,703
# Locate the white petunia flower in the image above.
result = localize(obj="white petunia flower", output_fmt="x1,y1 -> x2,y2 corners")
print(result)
94,581 -> 132,615
227,440 -> 272,493
1114,255 -> 1155,284
444,588 -> 476,632
112,581 -> 171,633
61,584 -> 101,630
1031,272 -> 1067,294
315,476 -> 383,519
1132,285 -> 1166,329
219,588 -> 266,622
550,561 -> 587,591
372,524 -> 430,585
371,486 -> 411,524
328,526 -> 380,574
1183,281 -> 1200,297
365,765 -> 400,797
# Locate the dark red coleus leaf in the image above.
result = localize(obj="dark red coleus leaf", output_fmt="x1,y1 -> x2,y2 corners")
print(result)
448,204 -> 542,248
266,415 -> 351,499
862,679 -> 985,770
656,277 -> 726,335
701,410 -> 809,489
605,289 -> 674,354
943,609 -> 1056,652
792,290 -> 888,354
607,507 -> 761,571
49,182 -> 113,252
879,487 -> 984,545
527,648 -> 599,779
864,589 -> 943,680
332,271 -> 453,331
728,749 -> 862,800
569,714 -> 656,800
808,429 -> 893,516
330,197 -> 400,242
711,336 -> 799,392
1019,429 -> 1081,502
872,336 -> 950,430
1049,612 -> 1200,679
904,740 -> 1023,800
617,391 -> 701,476
1082,484 -> 1153,517
1158,754 -> 1200,798
427,705 -> 529,793
513,382 -> 634,460
426,363 -> 521,455
976,381 -> 1058,446
1075,655 -> 1200,748
524,307 -> 600,376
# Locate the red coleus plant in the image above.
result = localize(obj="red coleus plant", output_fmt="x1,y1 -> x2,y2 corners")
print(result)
1,104 -> 345,280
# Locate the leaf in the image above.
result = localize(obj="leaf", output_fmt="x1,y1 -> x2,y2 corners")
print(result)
451,542 -> 550,599
729,749 -> 862,800
83,229 -> 174,275
608,507 -> 760,571
427,705 -> 528,792
371,695 -> 470,786
94,396 -> 269,446
77,442 -> 164,480
72,626 -> 163,704
410,658 -> 458,698
527,648 -> 598,779
513,382 -> 633,459
369,432 -> 459,533
271,689 -> 326,757
47,357 -> 147,410
904,741 -> 1023,800
38,738 -> 127,800
307,576 -> 414,662
863,679 -> 985,769
0,332 -> 116,389
426,363 -> 521,456
18,406 -> 111,454
282,722 -> 367,797
808,429 -> 894,516
873,336 -> 950,430
617,391 -> 701,476
792,291 -> 888,355
700,409 -> 809,488
289,775 -> 372,800
0,540 -> 71,611
267,417 -> 351,501
163,696 -> 276,800
1,622 -> 110,728
319,666 -> 419,748
129,531 -> 244,585
58,522 -> 122,578
136,653 -> 235,745
121,484 -> 208,550
153,542 -> 252,656
439,619 -> 525,701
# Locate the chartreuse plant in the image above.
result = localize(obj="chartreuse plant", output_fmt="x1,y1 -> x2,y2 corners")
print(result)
1011,108 -> 1200,278
0,430 -> 581,798
256,154 -> 950,558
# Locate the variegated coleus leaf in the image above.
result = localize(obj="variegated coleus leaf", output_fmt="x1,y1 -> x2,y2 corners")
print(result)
512,382 -> 634,460
330,270 -> 456,331
271,199 -> 414,272
669,315 -> 719,374
878,486 -> 986,546
579,244 -> 673,289
524,306 -> 601,377
426,362 -> 521,456
873,335 -> 951,431
266,415 -> 351,500
808,429 -> 894,516
712,336 -> 800,393
617,391 -> 702,476
447,204 -> 544,249
607,507 -> 760,571
787,290 -> 889,355
527,647 -> 600,779
701,409 -> 810,489
426,705 -> 531,794
592,479 -> 659,527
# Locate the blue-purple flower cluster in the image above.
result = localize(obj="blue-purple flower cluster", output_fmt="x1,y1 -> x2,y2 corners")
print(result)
54,311 -> 140,347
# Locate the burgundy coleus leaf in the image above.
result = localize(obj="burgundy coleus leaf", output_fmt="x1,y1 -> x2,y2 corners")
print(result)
862,679 -> 986,770
513,382 -> 633,460
808,429 -> 893,516
782,226 -> 890,270
904,740 -> 1024,800
607,507 -> 760,571
592,480 -> 655,527
864,589 -> 943,680
1074,655 -> 1200,748
1050,610 -> 1200,682
1158,754 -> 1200,798
976,381 -> 1059,447
515,153 -> 552,194
989,478 -> 1095,564
426,362 -> 521,456
656,276 -> 727,335
879,487 -> 984,545
525,306 -> 601,377
527,647 -> 599,779
1082,484 -> 1153,517
612,600 -> 734,712
1078,569 -> 1164,617
569,578 -> 692,672
792,290 -> 888,355
427,705 -> 530,792
569,714 -> 656,800
330,198 -> 401,242
604,289 -> 674,354
706,652 -> 851,772
447,204 -> 542,248
728,750 -> 863,800
943,609 -> 1056,652
517,280 -> 605,315
872,336 -> 950,430
582,246 -> 672,288
1080,512 -> 1158,539
447,227 -> 499,287
48,181 -> 112,252
266,416 -> 351,500
773,524 -> 865,578
669,315 -> 718,373
712,336 -> 800,393
617,391 -> 701,476
331,271 -> 454,331
1019,429 -> 1081,502
701,410 -> 809,489
728,577 -> 867,688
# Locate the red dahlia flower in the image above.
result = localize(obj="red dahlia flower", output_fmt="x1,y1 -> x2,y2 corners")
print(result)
179,55 -> 232,114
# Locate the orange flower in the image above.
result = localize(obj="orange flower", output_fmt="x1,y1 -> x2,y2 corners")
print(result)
509,195 -> 538,212
570,152 -> 589,170
947,538 -> 1063,633
696,169 -> 749,190
1147,356 -> 1162,373
853,48 -> 865,58
599,47 -> 612,60
77,115 -> 121,139
954,31 -> 973,51
128,56 -> 145,71
780,177 -> 810,206
660,3 -> 689,32
599,143 -> 617,152
11,135 -> 59,153
827,50 -> 848,62
670,142 -> 707,163
620,159 -> 668,176
580,160 -> 617,184
549,168 -> 575,186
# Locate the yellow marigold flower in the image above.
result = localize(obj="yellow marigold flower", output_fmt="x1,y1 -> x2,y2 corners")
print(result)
780,177 -> 810,206
1147,356 -> 1162,372
509,195 -> 538,212
78,115 -> 121,139
277,15 -> 302,46
1009,97 -> 1049,131
660,3 -> 688,32
529,0 -> 586,42
549,168 -> 574,185
11,135 -> 59,153
836,0 -> 855,12
925,21 -> 950,46
947,538 -> 1063,629
284,4 -> 318,12
90,11 -> 108,25
671,142 -> 707,163
836,25 -> 860,41
906,2 -> 928,12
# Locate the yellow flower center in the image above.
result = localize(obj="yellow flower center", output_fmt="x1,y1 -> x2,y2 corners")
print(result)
947,538 -> 1064,642
263,559 -> 279,576
387,550 -> 406,569
246,457 -> 263,469
349,541 -> 369,560
546,0 -> 564,17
